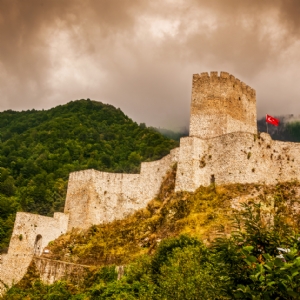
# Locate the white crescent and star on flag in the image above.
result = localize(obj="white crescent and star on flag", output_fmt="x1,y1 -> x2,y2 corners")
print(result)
266,114 -> 279,126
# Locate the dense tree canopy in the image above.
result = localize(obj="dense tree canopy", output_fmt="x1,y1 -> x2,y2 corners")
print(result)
257,117 -> 300,142
0,99 -> 178,249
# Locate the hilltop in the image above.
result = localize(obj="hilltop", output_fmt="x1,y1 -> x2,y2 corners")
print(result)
2,71 -> 300,299
3,176 -> 300,299
0,100 -> 178,249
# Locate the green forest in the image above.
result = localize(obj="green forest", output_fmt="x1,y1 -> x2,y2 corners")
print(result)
2,103 -> 300,299
257,116 -> 300,142
0,99 -> 178,250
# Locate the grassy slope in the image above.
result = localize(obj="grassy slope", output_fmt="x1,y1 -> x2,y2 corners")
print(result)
3,176 -> 300,299
45,164 -> 300,267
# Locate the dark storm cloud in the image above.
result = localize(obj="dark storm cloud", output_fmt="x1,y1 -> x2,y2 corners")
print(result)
0,0 -> 299,128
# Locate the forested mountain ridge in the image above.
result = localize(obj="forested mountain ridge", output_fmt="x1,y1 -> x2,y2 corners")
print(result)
257,115 -> 300,142
0,99 -> 178,249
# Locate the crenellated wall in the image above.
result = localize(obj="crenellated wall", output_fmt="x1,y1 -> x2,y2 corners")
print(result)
64,148 -> 179,230
189,71 -> 257,139
3,71 -> 300,294
0,212 -> 68,294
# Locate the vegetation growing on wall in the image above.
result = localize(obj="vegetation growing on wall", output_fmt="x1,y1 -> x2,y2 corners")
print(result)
2,180 -> 300,299
0,100 -> 178,250
43,166 -> 235,266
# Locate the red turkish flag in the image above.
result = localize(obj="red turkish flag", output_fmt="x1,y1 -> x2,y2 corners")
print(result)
266,114 -> 279,126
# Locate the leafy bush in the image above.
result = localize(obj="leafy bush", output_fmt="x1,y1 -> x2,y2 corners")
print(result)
2,182 -> 300,299
236,246 -> 300,299
157,245 -> 230,299
150,235 -> 201,281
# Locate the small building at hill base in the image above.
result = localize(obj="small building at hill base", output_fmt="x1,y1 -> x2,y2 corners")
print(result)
1,71 -> 300,294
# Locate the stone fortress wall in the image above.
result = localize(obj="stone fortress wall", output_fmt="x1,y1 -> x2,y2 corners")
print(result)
2,71 -> 300,293
65,148 -> 179,230
175,71 -> 300,191
0,148 -> 179,294
175,132 -> 300,192
0,212 -> 68,293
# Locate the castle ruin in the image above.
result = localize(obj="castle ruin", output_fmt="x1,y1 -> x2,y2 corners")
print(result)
1,71 -> 300,293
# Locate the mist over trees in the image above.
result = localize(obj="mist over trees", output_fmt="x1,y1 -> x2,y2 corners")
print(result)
258,115 -> 300,142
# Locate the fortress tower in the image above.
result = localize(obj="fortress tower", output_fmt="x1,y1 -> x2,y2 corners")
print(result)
4,71 -> 300,295
189,71 -> 257,138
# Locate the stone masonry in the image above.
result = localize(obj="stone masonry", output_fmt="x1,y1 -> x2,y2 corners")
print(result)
175,131 -> 300,192
1,71 -> 300,293
0,212 -> 68,294
189,71 -> 257,139
64,148 -> 179,230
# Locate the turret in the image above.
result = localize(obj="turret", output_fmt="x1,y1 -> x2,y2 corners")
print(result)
189,71 -> 257,139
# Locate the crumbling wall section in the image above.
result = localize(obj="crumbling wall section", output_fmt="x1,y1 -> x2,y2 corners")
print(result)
0,212 -> 68,294
189,71 -> 257,139
175,132 -> 300,191
33,257 -> 90,285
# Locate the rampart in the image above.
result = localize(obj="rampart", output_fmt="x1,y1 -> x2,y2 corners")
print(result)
0,212 -> 68,294
189,71 -> 257,139
65,148 -> 179,230
175,132 -> 300,191
3,71 -> 300,293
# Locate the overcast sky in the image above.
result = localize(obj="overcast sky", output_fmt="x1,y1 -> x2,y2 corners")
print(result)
0,0 -> 300,129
